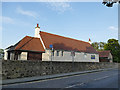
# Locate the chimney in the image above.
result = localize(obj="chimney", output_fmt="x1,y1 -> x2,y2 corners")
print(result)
88,38 -> 92,44
35,24 -> 40,38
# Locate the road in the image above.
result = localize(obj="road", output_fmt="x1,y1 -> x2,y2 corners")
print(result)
2,68 -> 119,88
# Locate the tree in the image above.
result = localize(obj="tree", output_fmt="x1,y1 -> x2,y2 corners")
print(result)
104,39 -> 120,62
102,0 -> 120,7
99,42 -> 106,50
0,49 -> 4,54
92,42 -> 99,50
92,42 -> 106,51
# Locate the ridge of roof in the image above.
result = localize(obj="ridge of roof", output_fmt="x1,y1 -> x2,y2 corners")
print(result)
15,36 -> 32,50
98,50 -> 110,52
40,31 -> 90,45
15,36 -> 45,52
17,37 -> 34,50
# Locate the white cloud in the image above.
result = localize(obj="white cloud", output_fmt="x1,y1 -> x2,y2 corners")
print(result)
47,2 -> 72,13
0,16 -> 14,24
108,26 -> 118,30
16,7 -> 38,18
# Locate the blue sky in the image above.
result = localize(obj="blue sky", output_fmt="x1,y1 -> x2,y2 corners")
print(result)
1,2 -> 118,49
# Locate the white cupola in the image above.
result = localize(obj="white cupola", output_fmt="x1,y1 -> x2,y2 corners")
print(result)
35,24 -> 40,38
88,38 -> 92,44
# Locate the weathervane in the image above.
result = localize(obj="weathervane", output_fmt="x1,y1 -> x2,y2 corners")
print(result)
102,0 -> 120,7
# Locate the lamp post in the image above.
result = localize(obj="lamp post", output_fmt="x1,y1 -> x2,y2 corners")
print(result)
71,51 -> 75,71
49,45 -> 53,74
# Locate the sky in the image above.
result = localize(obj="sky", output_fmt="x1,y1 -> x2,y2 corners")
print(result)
1,2 -> 118,49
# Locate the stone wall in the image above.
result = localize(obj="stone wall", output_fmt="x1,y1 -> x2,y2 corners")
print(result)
2,60 -> 117,80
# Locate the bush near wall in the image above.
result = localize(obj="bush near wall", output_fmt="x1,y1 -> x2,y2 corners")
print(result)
2,60 -> 117,80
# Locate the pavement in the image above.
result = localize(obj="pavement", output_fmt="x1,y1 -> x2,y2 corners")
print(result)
2,68 -> 117,85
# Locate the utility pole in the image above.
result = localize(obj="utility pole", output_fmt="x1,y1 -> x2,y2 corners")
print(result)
49,45 -> 53,74
71,51 -> 75,72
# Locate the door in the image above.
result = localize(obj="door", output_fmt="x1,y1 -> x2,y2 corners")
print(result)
27,52 -> 42,60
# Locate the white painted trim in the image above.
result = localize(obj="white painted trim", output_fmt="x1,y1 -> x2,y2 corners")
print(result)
39,32 -> 46,50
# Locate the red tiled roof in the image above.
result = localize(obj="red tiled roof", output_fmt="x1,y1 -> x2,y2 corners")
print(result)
15,36 -> 45,52
98,51 -> 111,57
40,31 -> 98,54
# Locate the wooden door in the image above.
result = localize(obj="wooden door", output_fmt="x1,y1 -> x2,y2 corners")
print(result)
27,52 -> 42,60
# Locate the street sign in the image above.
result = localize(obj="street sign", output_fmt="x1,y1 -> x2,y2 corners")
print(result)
49,45 -> 53,48
91,55 -> 95,59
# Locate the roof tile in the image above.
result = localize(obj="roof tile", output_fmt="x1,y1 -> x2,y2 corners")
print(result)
98,51 -> 111,57
40,31 -> 98,54
15,36 -> 45,52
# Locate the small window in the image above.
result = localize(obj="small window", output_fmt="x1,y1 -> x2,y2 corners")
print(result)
52,50 -> 54,56
71,51 -> 75,56
91,55 -> 95,59
57,51 -> 59,56
61,51 -> 64,56
84,53 -> 87,58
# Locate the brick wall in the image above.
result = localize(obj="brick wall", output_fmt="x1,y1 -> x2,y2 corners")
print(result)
2,60 -> 117,80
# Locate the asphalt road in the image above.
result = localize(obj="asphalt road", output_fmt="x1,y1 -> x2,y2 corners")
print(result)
2,68 -> 119,88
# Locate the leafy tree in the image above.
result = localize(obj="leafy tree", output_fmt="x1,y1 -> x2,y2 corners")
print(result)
99,42 -> 106,50
92,42 -> 106,51
0,49 -> 4,54
92,42 -> 99,50
104,39 -> 120,63
102,0 -> 120,7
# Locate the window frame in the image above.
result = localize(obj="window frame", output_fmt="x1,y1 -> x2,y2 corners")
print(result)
61,51 -> 64,56
57,51 -> 59,56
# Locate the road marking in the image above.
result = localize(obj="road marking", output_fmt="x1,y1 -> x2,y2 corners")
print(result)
94,73 -> 118,81
65,83 -> 84,88
65,73 -> 118,88
94,76 -> 109,81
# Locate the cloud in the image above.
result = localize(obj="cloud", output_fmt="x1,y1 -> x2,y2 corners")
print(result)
0,15 -> 32,28
47,2 -> 72,13
108,26 -> 118,30
0,16 -> 14,24
16,7 -> 38,18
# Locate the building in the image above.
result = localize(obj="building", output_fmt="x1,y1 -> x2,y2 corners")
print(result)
4,24 -> 99,62
98,51 -> 113,62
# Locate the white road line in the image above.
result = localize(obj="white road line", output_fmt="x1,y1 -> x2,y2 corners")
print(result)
65,83 -> 84,88
94,73 -> 118,81
65,73 -> 118,88
94,76 -> 109,81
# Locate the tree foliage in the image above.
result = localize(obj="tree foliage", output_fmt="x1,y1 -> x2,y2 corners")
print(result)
92,42 -> 106,51
104,39 -> 120,62
0,49 -> 4,54
92,39 -> 120,63
102,0 -> 120,7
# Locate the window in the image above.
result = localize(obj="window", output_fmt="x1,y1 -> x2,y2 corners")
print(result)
57,51 -> 59,56
91,55 -> 95,59
84,53 -> 87,58
61,51 -> 64,56
52,50 -> 54,56
71,51 -> 75,56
